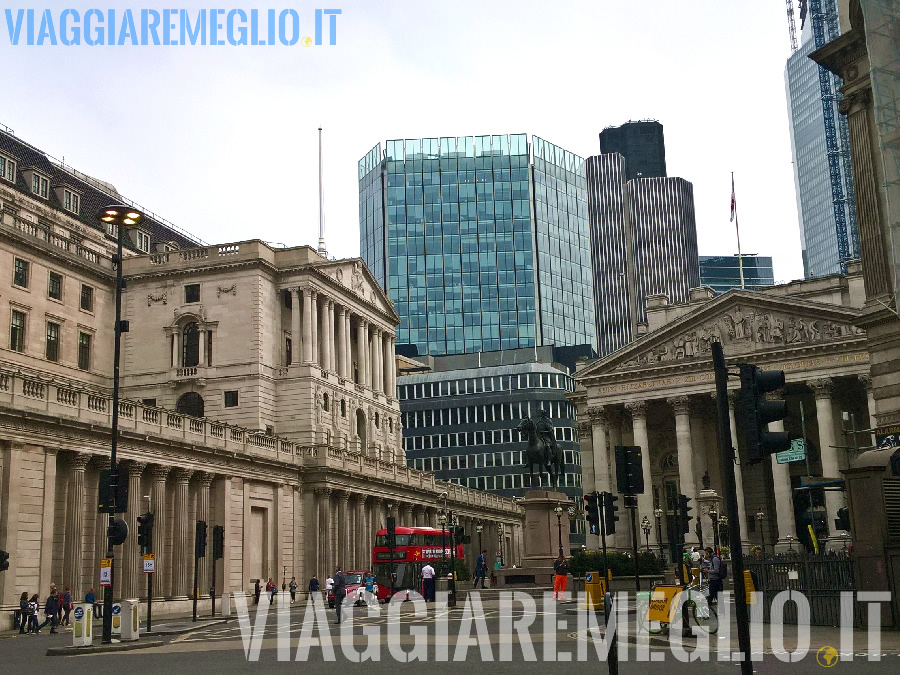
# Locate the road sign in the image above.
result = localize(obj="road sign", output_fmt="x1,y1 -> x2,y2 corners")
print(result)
112,603 -> 122,616
99,558 -> 112,587
143,553 -> 156,574
776,438 -> 806,464
73,606 -> 84,621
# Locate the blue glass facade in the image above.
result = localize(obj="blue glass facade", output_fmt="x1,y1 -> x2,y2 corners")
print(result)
358,134 -> 595,357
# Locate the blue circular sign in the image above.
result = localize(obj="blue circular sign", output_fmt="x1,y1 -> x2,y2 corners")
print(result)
112,604 -> 121,615
73,607 -> 84,620
586,573 -> 593,583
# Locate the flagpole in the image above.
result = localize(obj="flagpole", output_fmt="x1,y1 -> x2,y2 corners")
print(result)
732,172 -> 745,289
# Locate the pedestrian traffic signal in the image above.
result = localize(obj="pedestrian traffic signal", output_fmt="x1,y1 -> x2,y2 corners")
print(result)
740,363 -> 790,463
614,445 -> 645,495
834,507 -> 850,532
108,518 -> 128,546
195,520 -> 208,558
678,494 -> 693,534
137,512 -> 154,553
583,492 -> 600,534
212,525 -> 225,560
602,492 -> 619,535
0,549 -> 9,572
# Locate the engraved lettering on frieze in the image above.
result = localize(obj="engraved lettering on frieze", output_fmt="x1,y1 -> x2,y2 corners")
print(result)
147,292 -> 167,306
217,284 -> 236,298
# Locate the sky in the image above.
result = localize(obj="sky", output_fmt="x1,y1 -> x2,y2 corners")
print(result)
1,0 -> 806,282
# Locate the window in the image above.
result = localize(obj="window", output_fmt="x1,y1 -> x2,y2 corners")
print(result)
46,321 -> 60,361
80,284 -> 94,311
285,337 -> 293,365
0,155 -> 15,181
10,310 -> 26,352
135,230 -> 150,253
63,189 -> 80,214
284,290 -> 292,308
340,399 -> 346,417
31,173 -> 48,198
142,398 -> 157,407
184,284 -> 200,304
48,271 -> 63,300
323,393 -> 329,411
13,258 -> 29,288
224,391 -> 239,408
77,332 -> 92,370
182,322 -> 199,367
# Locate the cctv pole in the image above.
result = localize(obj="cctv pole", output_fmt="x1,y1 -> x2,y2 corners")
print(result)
713,341 -> 752,675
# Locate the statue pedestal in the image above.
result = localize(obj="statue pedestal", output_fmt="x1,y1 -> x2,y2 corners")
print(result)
495,489 -> 570,587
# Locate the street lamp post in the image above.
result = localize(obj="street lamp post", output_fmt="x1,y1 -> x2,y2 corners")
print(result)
653,507 -> 664,562
97,205 -> 144,644
476,523 -> 483,554
448,512 -> 457,608
708,503 -> 719,550
756,508 -> 766,554
439,513 -> 447,574
554,504 -> 564,558
498,524 -> 504,567
641,516 -> 651,552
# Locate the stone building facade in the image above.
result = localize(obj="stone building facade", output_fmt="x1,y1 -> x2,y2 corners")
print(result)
571,267 -> 875,555
0,135 -> 523,628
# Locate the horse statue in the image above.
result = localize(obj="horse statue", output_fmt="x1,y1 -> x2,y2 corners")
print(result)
518,413 -> 564,489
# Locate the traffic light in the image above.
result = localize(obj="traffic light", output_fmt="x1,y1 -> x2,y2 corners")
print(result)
740,363 -> 790,463
386,516 -> 396,548
137,512 -> 154,553
834,507 -> 850,532
212,525 -> 225,560
602,492 -> 619,535
0,549 -> 9,572
614,445 -> 645,495
678,494 -> 693,535
195,520 -> 208,558
583,492 -> 600,534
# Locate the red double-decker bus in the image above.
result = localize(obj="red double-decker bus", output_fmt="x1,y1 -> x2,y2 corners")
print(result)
372,526 -> 465,593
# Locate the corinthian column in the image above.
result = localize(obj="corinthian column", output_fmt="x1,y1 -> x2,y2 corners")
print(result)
357,320 -> 368,387
371,329 -> 382,393
150,465 -> 170,598
171,468 -> 194,598
320,296 -> 330,370
63,452 -> 91,600
311,290 -> 319,366
302,288 -> 314,363
121,460 -> 147,599
328,301 -> 336,372
669,396 -> 698,546
291,288 -> 302,366
383,334 -> 394,397
625,401 -> 654,547
194,472 -> 214,597
724,391 -> 749,551
809,378 -> 847,540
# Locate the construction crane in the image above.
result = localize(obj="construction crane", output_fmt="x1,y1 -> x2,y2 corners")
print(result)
786,0 -> 798,52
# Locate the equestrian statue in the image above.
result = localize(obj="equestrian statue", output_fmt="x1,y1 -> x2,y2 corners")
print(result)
518,409 -> 564,488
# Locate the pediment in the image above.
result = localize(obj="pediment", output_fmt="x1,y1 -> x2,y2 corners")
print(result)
579,291 -> 864,379
318,259 -> 399,321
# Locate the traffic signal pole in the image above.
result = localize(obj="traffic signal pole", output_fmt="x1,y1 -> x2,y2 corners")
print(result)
628,501 -> 640,592
713,342 -> 752,675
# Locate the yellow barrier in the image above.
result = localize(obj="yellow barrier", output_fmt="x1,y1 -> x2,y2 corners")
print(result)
583,572 -> 607,610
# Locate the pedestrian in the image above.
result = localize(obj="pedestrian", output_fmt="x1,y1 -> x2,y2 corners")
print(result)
86,588 -> 101,618
49,583 -> 62,625
705,547 -> 724,606
332,567 -> 346,624
17,591 -> 28,634
266,577 -> 276,603
473,550 -> 487,589
254,579 -> 261,605
309,575 -> 320,597
289,577 -> 298,603
38,588 -> 59,633
282,577 -> 287,593
363,571 -> 377,607
421,562 -> 436,602
552,554 -> 570,600
325,575 -> 334,597
61,587 -> 73,626
27,594 -> 40,634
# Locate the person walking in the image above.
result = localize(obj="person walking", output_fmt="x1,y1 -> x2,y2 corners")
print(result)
473,550 -> 487,589
705,547 -> 724,606
61,587 -> 73,626
266,577 -> 276,604
325,575 -> 334,597
27,594 -> 40,634
308,575 -> 320,598
421,563 -> 436,602
552,554 -> 570,600
18,592 -> 28,634
254,579 -> 261,605
363,571 -> 377,607
289,577 -> 298,603
38,588 -> 59,633
332,567 -> 347,624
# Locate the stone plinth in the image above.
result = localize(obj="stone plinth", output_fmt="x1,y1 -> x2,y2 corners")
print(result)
495,489 -> 570,587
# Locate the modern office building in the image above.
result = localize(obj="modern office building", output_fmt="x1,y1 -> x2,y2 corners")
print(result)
786,15 -> 859,278
699,255 -> 776,295
398,345 -> 589,545
598,120 -> 667,181
358,134 -> 596,357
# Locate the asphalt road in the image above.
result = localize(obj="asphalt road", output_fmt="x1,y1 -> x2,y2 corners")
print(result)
2,601 -> 898,674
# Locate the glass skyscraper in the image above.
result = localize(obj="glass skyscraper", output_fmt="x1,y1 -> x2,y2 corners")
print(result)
699,255 -> 775,295
359,134 -> 595,357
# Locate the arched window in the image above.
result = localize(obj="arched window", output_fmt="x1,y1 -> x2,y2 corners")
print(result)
340,399 -> 346,417
323,393 -> 329,411
182,322 -> 199,367
374,412 -> 380,428
356,409 -> 367,452
176,392 -> 204,418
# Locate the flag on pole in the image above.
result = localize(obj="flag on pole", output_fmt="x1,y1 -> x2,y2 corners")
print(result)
730,174 -> 736,223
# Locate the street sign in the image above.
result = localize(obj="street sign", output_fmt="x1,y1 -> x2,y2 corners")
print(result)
876,424 -> 900,449
143,553 -> 156,574
776,438 -> 806,464
112,603 -> 121,616
99,558 -> 112,587
73,606 -> 84,621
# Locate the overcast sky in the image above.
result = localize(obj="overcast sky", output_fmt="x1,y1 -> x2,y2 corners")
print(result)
2,0 -> 805,282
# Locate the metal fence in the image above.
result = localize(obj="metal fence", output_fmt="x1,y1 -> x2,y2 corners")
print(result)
743,551 -> 860,627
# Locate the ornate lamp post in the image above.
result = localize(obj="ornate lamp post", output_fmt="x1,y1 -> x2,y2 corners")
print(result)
448,511 -> 457,608
554,504 -> 564,557
708,502 -> 719,550
718,514 -> 728,551
641,516 -> 652,552
755,508 -> 766,554
498,523 -> 504,567
438,512 -> 447,573
653,507 -> 665,562
476,522 -> 483,554
97,204 -> 145,644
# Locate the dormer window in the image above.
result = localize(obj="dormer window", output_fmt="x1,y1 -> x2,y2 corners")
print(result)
31,172 -> 49,198
0,154 -> 15,182
63,189 -> 80,214
135,230 -> 150,253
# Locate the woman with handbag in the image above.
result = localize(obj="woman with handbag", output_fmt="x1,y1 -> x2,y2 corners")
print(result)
61,587 -> 73,626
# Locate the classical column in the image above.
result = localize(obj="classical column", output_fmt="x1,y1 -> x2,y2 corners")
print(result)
625,401 -> 653,547
337,492 -> 350,568
171,468 -> 194,598
302,288 -> 314,363
328,301 -> 337,372
345,311 -> 352,381
121,460 -> 147,599
150,466 -> 170,598
588,407 -> 610,494
291,288 -> 302,366
669,396 -> 698,546
356,320 -> 368,387
336,307 -> 346,378
809,378 -> 847,538
315,488 -> 332,578
383,334 -> 394,397
63,452 -> 91,600
725,391 -> 750,551
860,374 -> 877,447
198,326 -> 206,367
194,472 -> 214,597
576,419 -> 595,494
372,328 -> 383,393
319,296 -> 330,370
311,291 -> 319,366
170,330 -> 178,368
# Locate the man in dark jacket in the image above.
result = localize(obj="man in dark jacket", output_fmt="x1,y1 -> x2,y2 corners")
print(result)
332,567 -> 347,624
705,547 -> 724,605
38,589 -> 59,633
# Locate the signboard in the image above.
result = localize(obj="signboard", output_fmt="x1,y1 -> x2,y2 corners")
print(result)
73,606 -> 84,621
143,553 -> 156,574
99,558 -> 112,587
647,585 -> 681,623
776,438 -> 807,464
876,424 -> 900,449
